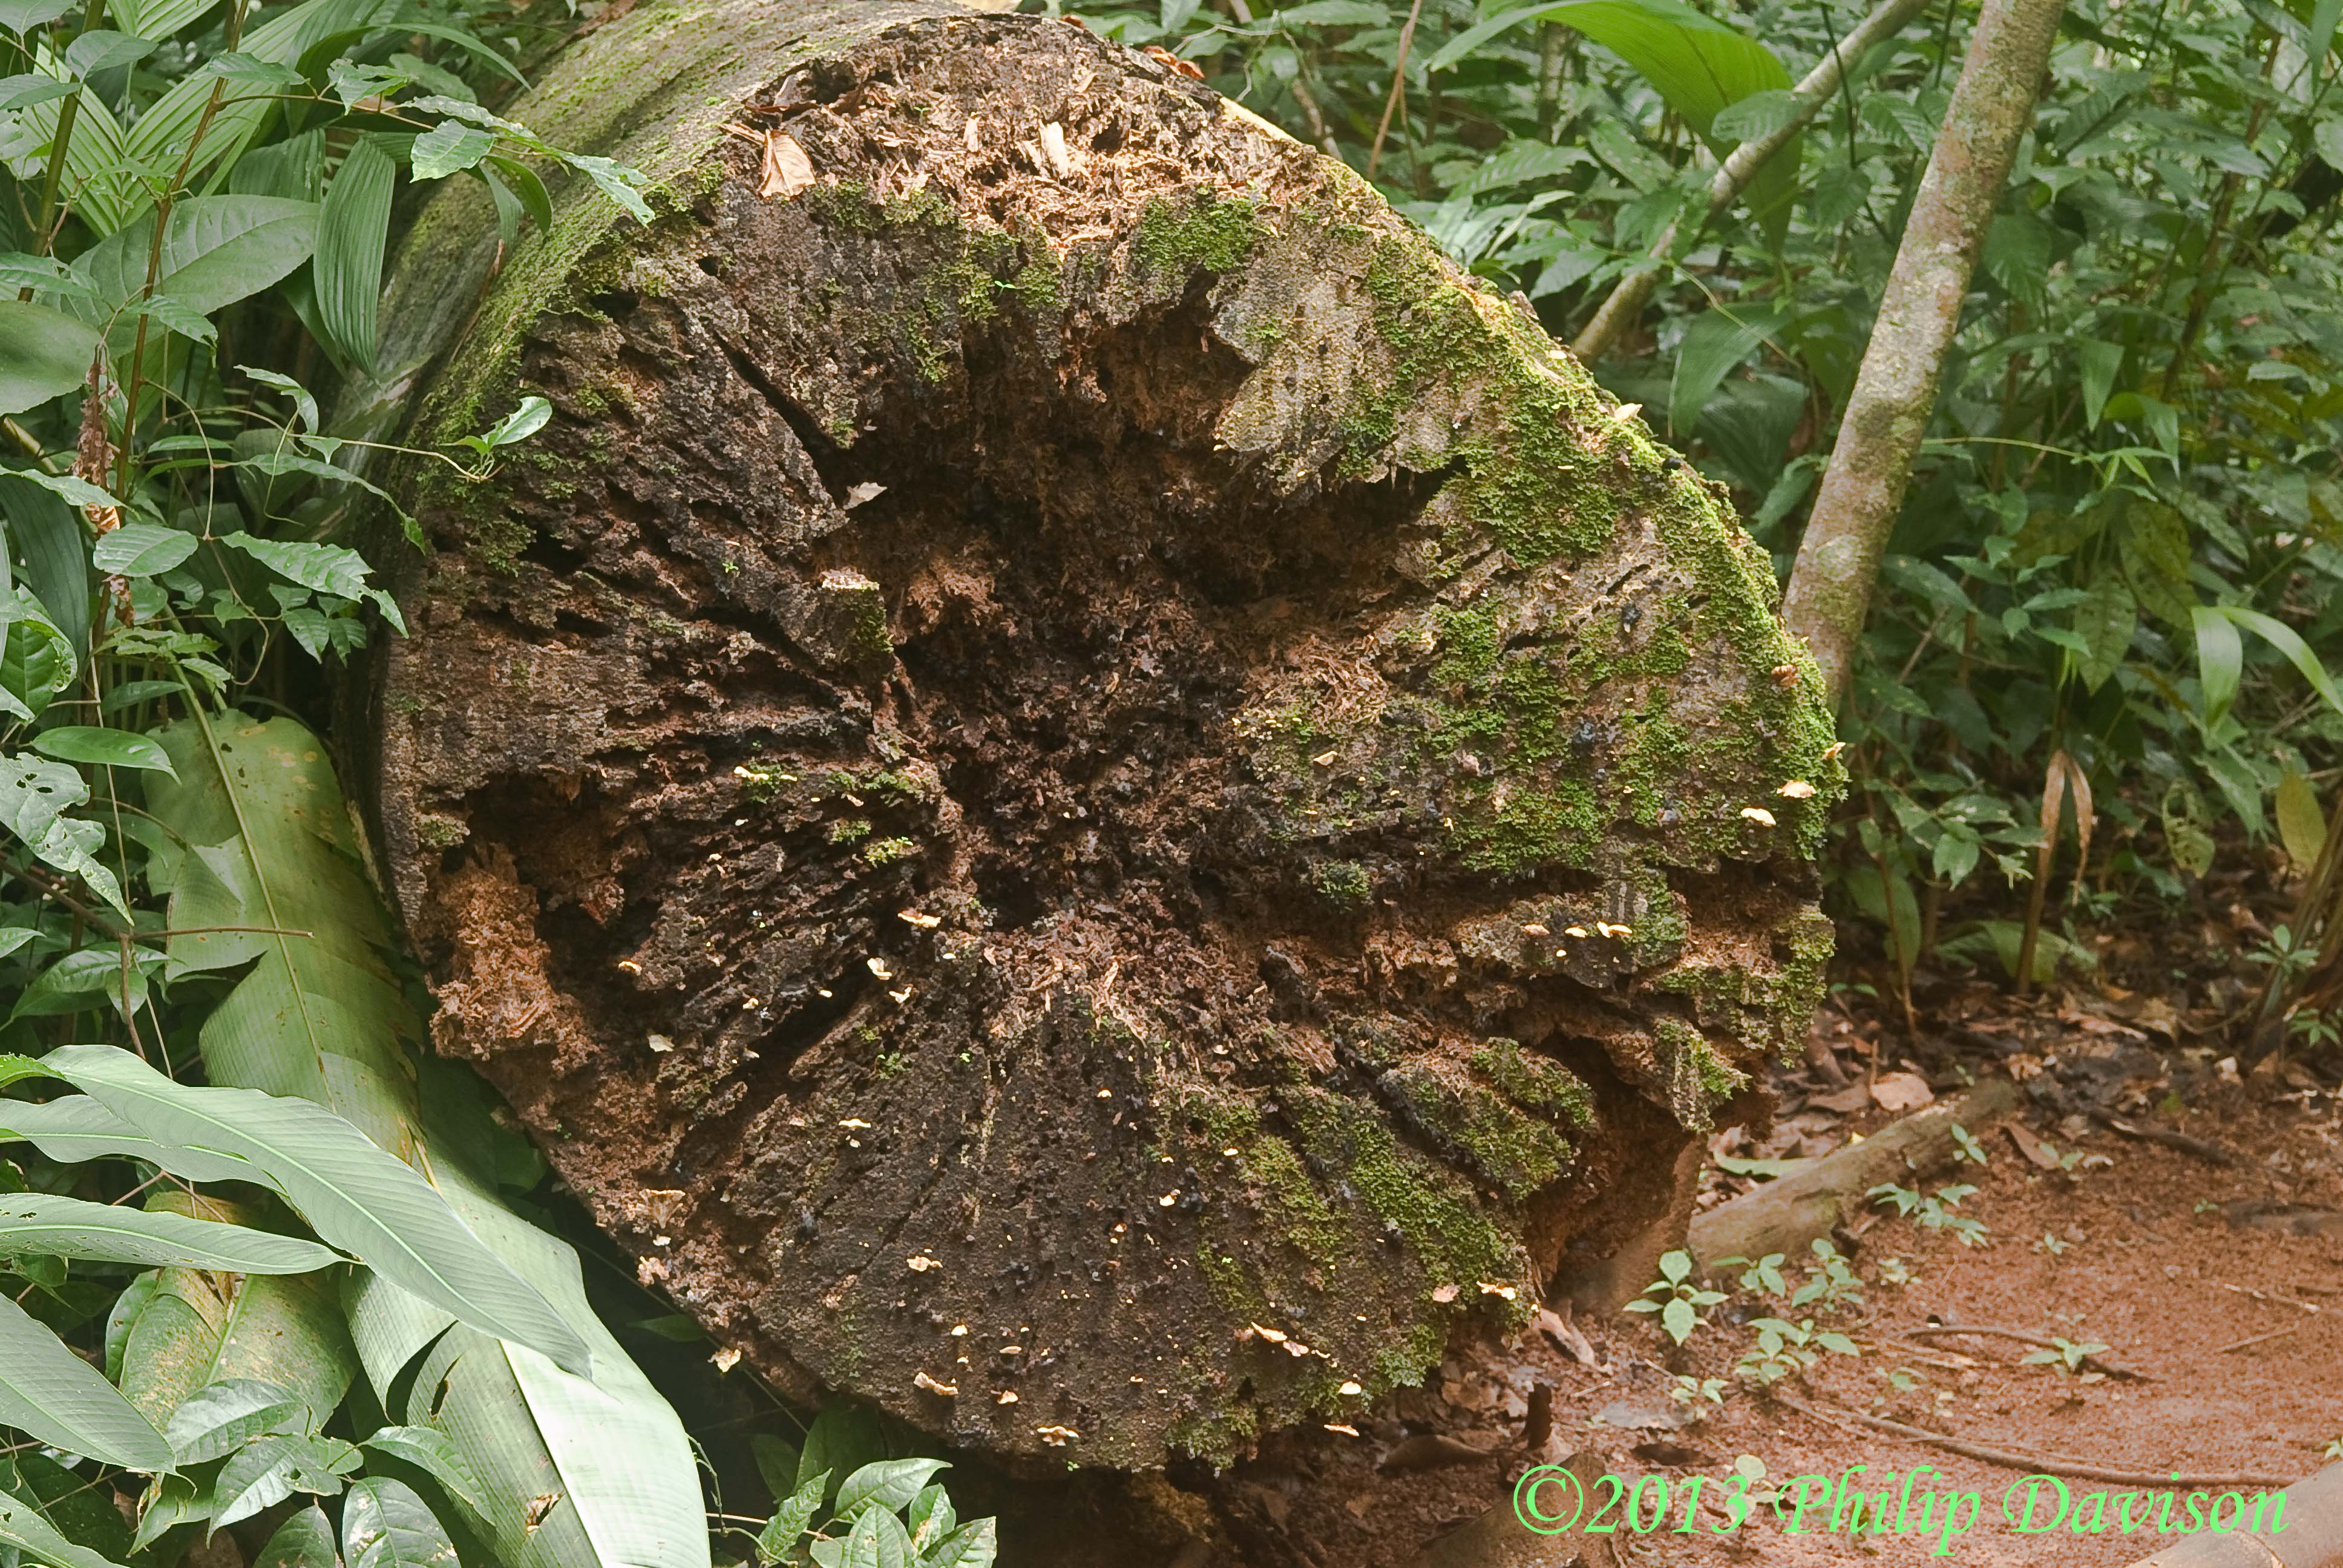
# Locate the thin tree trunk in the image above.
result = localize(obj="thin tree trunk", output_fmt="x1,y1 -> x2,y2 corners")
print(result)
1780,0 -> 2069,707
1569,0 -> 1938,364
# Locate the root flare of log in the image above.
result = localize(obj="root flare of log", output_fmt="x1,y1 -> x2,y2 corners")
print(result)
349,0 -> 1841,1467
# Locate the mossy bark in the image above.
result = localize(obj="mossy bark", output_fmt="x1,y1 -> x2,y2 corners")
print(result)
349,0 -> 1843,1471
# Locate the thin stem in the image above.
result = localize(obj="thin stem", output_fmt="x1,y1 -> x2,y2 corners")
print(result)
1365,0 -> 1426,181
27,0 -> 108,267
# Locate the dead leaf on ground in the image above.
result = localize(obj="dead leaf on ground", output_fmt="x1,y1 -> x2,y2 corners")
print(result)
759,131 -> 815,199
1808,1082 -> 1872,1114
2005,1123 -> 2061,1169
1870,1071 -> 1936,1112
1535,1307 -> 1596,1366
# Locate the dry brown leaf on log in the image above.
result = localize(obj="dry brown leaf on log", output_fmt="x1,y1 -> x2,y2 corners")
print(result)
758,131 -> 815,198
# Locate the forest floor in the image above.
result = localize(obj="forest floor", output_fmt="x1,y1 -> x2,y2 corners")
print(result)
1206,980 -> 2343,1568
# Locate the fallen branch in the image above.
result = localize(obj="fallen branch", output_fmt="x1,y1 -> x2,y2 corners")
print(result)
1772,1396 -> 2296,1489
2217,1323 -> 2301,1355
1902,1322 -> 2151,1382
1688,1080 -> 2020,1269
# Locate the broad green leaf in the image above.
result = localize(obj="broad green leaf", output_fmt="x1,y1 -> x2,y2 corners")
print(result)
0,1291 -> 171,1469
92,521 -> 198,577
0,1095 -> 259,1185
2210,606 -> 2343,717
2119,502 -> 2194,630
482,396 -> 551,449
113,0 -> 215,38
0,474 -> 91,667
214,1432 -> 359,1527
757,1472 -> 826,1566
2192,605 -> 2243,727
30,726 -> 178,777
2077,338 -> 2123,428
412,120 -> 497,181
800,1406 -> 894,1498
119,1256 -> 356,1436
1668,305 -> 1786,434
8,72 -> 136,235
360,1425 -> 491,1527
144,715 -> 704,1568
2278,771 -> 2327,869
750,1435 -> 801,1502
836,1458 -> 949,1520
905,1483 -> 954,1552
840,1501 -> 911,1568
0,301 -> 100,416
2070,580 -> 2136,693
162,1378 -> 312,1463
44,1044 -> 591,1376
255,1504 -> 342,1568
63,29 -> 156,75
0,1488 -> 127,1568
341,1477 -> 455,1568
316,138 -> 396,373
128,1473 -> 206,1554
0,1193 -> 335,1273
0,1 -> 75,31
71,198 -> 321,353
923,1519 -> 997,1568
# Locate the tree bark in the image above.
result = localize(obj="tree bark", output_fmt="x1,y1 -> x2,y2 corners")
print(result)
1779,0 -> 2068,706
348,0 -> 1841,1469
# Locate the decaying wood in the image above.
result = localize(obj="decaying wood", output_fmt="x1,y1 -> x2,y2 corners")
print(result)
1686,1079 -> 2019,1267
350,0 -> 1839,1468
2126,1462 -> 2343,1568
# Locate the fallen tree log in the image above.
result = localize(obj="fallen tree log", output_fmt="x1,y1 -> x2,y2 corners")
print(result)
345,0 -> 1841,1469
1686,1079 -> 2019,1269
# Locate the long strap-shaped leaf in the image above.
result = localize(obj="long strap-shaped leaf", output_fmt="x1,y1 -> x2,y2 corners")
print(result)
145,713 -> 707,1568
44,1045 -> 589,1376
0,1192 -> 338,1273
0,1093 -> 258,1183
0,1293 -> 171,1471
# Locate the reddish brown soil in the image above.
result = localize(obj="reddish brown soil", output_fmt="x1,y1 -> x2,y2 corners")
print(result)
1196,1061 -> 2342,1567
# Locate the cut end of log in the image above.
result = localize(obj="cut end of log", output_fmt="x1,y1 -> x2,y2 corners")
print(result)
355,0 -> 1842,1468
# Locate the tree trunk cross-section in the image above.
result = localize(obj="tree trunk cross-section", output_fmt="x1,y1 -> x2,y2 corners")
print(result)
351,0 -> 1842,1469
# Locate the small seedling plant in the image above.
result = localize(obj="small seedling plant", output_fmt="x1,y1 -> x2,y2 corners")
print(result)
1869,1180 -> 1991,1246
1627,1249 -> 1726,1345
2021,1337 -> 2111,1382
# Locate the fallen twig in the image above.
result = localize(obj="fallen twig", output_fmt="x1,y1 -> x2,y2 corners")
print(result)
1772,1395 -> 2296,1488
1902,1322 -> 2151,1381
2092,1112 -> 2241,1166
2218,1281 -> 2321,1315
2217,1322 -> 2302,1355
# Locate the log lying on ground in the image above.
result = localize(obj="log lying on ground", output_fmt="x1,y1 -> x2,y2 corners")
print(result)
347,0 -> 1840,1469
2129,1462 -> 2343,1567
1686,1079 -> 2018,1268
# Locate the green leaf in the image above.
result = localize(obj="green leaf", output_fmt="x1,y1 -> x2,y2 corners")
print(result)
63,30 -> 157,76
91,521 -> 198,577
162,1379 -> 312,1464
481,396 -> 551,449
0,1291 -> 171,1469
0,1488 -> 128,1568
71,198 -> 321,354
2278,771 -> 2327,869
1660,1295 -> 1696,1344
254,1504 -> 342,1568
2119,501 -> 2194,630
0,301 -> 101,416
841,1504 -> 912,1568
800,1406 -> 893,1498
0,1 -> 76,31
143,713 -> 702,1568
0,1194 -> 336,1273
757,1472 -> 826,1566
2077,338 -> 2123,428
214,1432 -> 359,1527
1668,305 -> 1785,434
43,1045 -> 591,1375
0,1095 -> 257,1184
2209,606 -> 2343,717
30,726 -> 178,777
316,139 -> 396,374
360,1425 -> 491,1527
411,120 -> 497,181
836,1458 -> 949,1520
2070,580 -> 2136,693
341,1477 -> 456,1568
922,1519 -> 996,1568
0,474 -> 91,669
